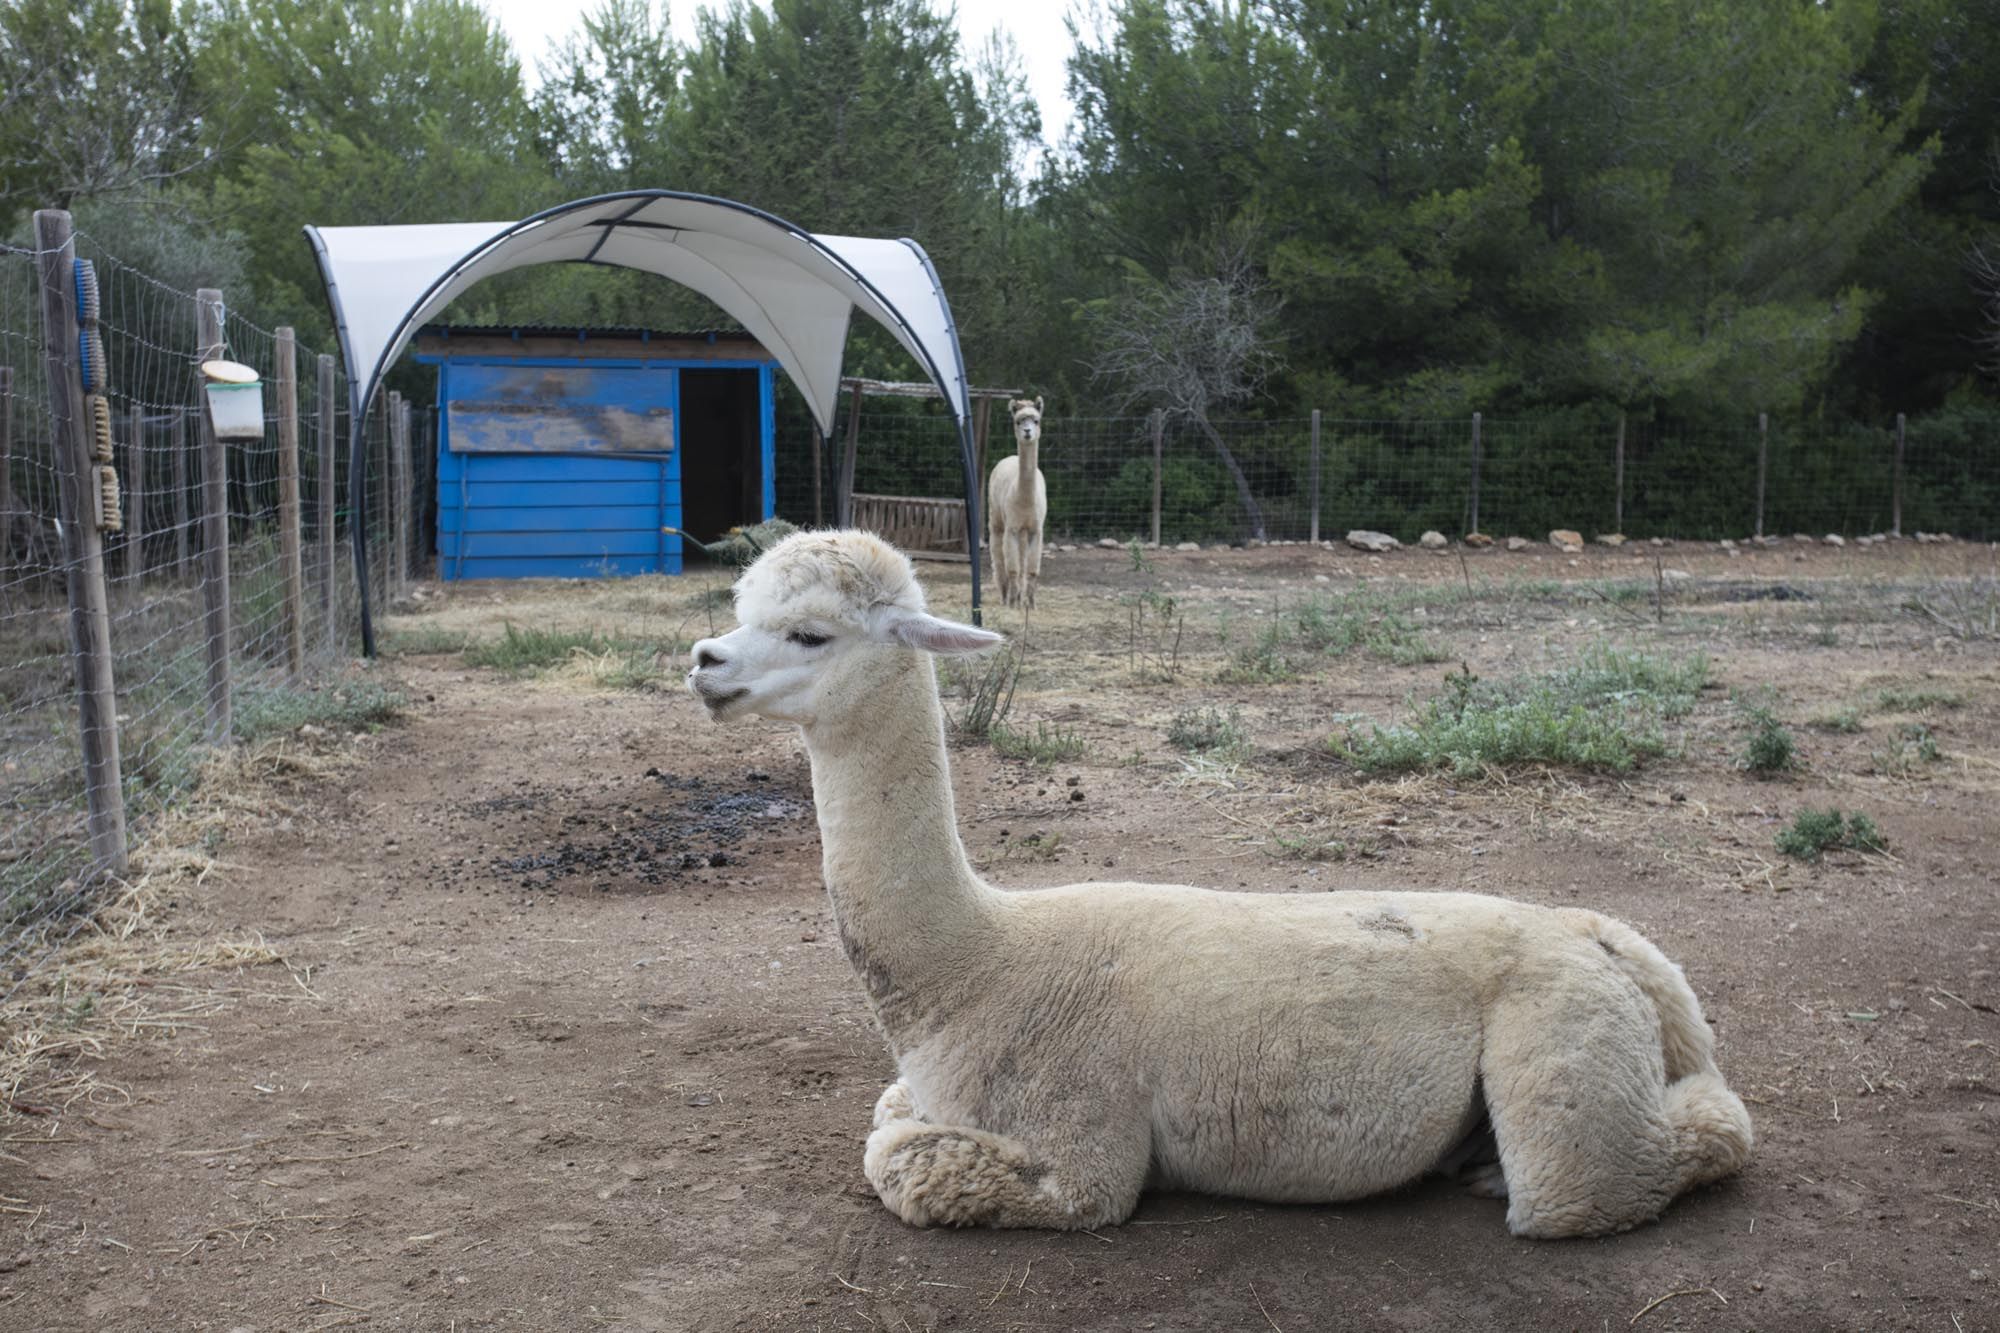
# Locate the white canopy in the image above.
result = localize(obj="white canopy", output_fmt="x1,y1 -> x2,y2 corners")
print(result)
303,190 -> 982,650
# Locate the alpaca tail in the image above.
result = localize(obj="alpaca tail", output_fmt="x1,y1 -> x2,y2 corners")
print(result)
1587,914 -> 1715,1083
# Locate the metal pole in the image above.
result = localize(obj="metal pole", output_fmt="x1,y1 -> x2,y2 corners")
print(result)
195,287 -> 232,743
811,424 -> 824,527
171,409 -> 189,578
1150,409 -> 1165,548
1613,411 -> 1625,534
397,398 -> 413,598
0,366 -> 11,590
35,210 -> 127,875
1308,409 -> 1322,546
1892,412 -> 1905,538
1756,412 -> 1768,540
1468,412 -> 1483,536
123,405 -> 144,588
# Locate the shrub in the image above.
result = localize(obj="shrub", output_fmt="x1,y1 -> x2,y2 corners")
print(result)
943,647 -> 1019,741
1335,647 -> 1709,777
1167,706 -> 1247,755
990,721 -> 1089,764
1738,701 -> 1796,774
1776,808 -> 1887,860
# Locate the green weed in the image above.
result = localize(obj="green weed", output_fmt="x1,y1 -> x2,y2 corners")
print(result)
1809,707 -> 1862,733
1874,687 -> 1965,713
462,623 -> 680,683
1335,647 -> 1709,778
1872,722 -> 1943,776
1737,699 -> 1797,774
1217,590 -> 1447,683
991,720 -> 1089,764
1776,808 -> 1887,861
1167,706 -> 1247,756
234,676 -> 406,742
943,647 -> 1020,741
1267,830 -> 1348,862
382,627 -> 471,656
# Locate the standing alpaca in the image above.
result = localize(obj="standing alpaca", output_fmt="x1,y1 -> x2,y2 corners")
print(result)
986,397 -> 1046,609
686,531 -> 1752,1236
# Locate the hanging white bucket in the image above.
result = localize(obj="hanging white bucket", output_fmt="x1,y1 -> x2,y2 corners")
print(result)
202,359 -> 266,440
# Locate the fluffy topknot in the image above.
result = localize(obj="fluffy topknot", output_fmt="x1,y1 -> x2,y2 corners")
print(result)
731,529 -> 926,629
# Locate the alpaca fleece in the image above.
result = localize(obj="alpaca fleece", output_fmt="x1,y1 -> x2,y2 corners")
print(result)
689,530 -> 1752,1236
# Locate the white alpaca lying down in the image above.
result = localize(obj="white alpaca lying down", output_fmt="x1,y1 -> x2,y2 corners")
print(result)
685,530 -> 1752,1236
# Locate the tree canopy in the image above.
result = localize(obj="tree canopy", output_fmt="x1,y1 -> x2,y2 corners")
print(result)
1,0 -> 1993,420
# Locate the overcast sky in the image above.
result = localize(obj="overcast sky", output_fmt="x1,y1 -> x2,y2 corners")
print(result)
478,0 -> 1081,147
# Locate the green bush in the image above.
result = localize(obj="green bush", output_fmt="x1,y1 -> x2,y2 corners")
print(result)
1738,701 -> 1796,774
1776,808 -> 1887,860
1335,647 -> 1709,777
1167,706 -> 1247,755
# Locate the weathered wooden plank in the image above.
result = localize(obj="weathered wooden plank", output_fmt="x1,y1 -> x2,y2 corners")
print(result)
36,209 -> 127,874
274,327 -> 305,676
195,287 -> 231,743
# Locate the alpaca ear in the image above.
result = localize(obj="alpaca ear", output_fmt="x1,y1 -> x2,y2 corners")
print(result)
880,609 -> 1006,656
1035,396 -> 1044,414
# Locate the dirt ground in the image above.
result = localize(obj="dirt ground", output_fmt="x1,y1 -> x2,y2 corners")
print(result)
4,536 -> 1998,1332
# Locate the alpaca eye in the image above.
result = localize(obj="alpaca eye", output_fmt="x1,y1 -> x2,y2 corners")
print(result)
788,630 -> 830,648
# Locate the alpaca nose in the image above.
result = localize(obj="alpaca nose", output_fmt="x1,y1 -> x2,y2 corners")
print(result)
692,640 -> 727,670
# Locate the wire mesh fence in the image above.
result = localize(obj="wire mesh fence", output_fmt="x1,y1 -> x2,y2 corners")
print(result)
776,403 -> 2000,547
1,221 -> 396,992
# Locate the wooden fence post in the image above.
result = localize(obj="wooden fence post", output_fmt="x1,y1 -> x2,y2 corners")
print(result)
1150,409 -> 1165,547
317,353 -> 336,655
1613,411 -> 1626,534
274,327 -> 305,676
1308,409 -> 1322,546
837,380 -> 862,528
810,425 -> 824,527
171,408 -> 189,578
972,396 -> 991,523
1892,413 -> 1906,538
1,365 -> 14,589
195,287 -> 232,743
1755,413 -> 1769,539
123,405 -> 145,589
35,209 -> 127,875
1467,412 -> 1483,536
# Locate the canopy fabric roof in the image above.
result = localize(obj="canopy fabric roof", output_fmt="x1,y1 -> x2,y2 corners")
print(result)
303,190 -> 982,652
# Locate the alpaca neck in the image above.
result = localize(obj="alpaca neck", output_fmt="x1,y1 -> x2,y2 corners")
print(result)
800,655 -> 991,1042
1014,432 -> 1040,484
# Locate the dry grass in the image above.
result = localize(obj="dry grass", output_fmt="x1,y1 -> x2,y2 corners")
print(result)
1,738 -> 344,1147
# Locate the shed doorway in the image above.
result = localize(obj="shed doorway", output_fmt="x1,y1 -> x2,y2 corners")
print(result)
679,368 -> 764,541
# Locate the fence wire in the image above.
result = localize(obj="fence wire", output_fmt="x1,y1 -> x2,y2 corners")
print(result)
1,231 -> 392,990
778,404 -> 2000,547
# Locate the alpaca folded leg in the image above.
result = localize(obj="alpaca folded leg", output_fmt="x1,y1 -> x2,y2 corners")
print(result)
1664,1069 -> 1754,1191
863,1119 -> 1141,1230
873,1078 -> 921,1130
1480,988 -> 1682,1238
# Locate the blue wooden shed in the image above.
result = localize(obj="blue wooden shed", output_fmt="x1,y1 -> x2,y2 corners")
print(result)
416,325 -> 779,580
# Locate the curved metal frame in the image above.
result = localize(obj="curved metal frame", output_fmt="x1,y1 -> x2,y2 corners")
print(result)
304,189 -> 983,656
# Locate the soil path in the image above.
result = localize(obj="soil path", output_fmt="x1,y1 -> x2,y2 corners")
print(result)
5,545 -> 1998,1331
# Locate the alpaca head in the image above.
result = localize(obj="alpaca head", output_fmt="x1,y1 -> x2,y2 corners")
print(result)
687,529 -> 1003,728
1009,397 -> 1043,447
